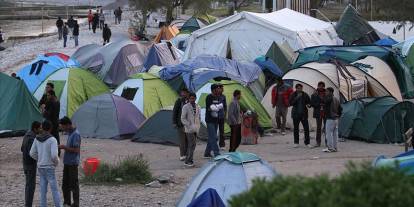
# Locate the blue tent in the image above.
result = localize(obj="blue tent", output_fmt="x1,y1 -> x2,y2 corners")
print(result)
142,42 -> 181,72
18,53 -> 79,93
374,37 -> 398,47
159,55 -> 263,92
187,188 -> 225,207
254,56 -> 284,77
373,149 -> 414,175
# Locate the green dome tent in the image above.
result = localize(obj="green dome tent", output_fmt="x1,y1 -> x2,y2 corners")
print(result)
113,73 -> 178,118
33,68 -> 110,118
339,97 -> 414,143
196,80 -> 271,133
0,72 -> 42,131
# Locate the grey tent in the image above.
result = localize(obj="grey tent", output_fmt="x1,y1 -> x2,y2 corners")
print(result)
265,41 -> 297,72
132,109 -> 207,146
142,42 -> 182,72
72,93 -> 146,139
71,38 -> 151,86
177,152 -> 276,207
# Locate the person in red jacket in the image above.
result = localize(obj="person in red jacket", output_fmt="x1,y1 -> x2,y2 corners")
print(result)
271,79 -> 293,135
87,10 -> 93,30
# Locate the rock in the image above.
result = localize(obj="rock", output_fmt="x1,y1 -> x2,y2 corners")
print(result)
145,180 -> 162,188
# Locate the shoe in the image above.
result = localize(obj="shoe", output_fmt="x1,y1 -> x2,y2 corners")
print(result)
293,144 -> 299,148
314,144 -> 321,148
184,162 -> 194,167
220,147 -> 225,150
339,138 -> 346,142
282,132 -> 286,135
322,148 -> 335,153
179,156 -> 186,161
306,144 -> 313,149
203,154 -> 212,159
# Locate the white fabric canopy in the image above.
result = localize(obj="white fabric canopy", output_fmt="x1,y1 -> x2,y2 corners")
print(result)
184,8 -> 341,61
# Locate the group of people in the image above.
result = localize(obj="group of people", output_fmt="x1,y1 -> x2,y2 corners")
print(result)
272,80 -> 342,152
56,16 -> 79,48
22,83 -> 82,207
172,84 -> 243,167
87,9 -> 112,45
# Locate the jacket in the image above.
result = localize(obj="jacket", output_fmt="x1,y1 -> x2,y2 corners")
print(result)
325,95 -> 342,120
88,13 -> 93,22
227,99 -> 242,126
43,100 -> 60,126
63,26 -> 69,36
289,91 -> 310,120
172,97 -> 187,128
205,94 -> 223,123
56,19 -> 63,28
181,103 -> 201,134
21,130 -> 37,167
272,84 -> 293,108
73,24 -> 79,36
30,133 -> 59,169
310,88 -> 326,119
67,18 -> 75,28
103,27 -> 111,40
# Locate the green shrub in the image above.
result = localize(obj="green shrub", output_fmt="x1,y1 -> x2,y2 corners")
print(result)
81,154 -> 152,184
229,162 -> 414,207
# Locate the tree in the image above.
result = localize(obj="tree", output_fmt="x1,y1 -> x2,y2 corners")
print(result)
218,0 -> 255,14
375,0 -> 414,30
129,0 -> 163,33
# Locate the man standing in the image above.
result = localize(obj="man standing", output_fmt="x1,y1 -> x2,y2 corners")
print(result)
21,121 -> 41,207
73,22 -> 79,47
39,82 -> 54,108
67,16 -> 75,39
173,88 -> 189,161
228,90 -> 242,152
271,79 -> 293,135
56,17 -> 63,40
87,10 -> 93,30
289,84 -> 311,148
204,84 -> 222,158
323,87 -> 342,153
30,120 -> 61,207
62,23 -> 69,48
310,81 -> 326,147
43,90 -> 61,156
103,24 -> 112,45
59,117 -> 81,207
99,10 -> 105,30
115,7 -> 123,24
92,13 -> 99,33
181,93 -> 201,167
217,84 -> 227,149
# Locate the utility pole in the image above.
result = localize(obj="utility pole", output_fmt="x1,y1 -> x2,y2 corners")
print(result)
41,5 -> 44,34
370,0 -> 373,20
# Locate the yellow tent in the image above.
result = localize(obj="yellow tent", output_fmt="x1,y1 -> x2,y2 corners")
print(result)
154,25 -> 179,43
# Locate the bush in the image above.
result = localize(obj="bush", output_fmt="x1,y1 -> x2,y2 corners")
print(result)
229,162 -> 414,207
81,154 -> 152,184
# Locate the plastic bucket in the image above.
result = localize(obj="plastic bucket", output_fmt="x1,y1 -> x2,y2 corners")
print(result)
83,157 -> 100,176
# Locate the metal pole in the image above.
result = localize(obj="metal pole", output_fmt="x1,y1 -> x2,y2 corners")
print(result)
404,24 -> 406,41
41,6 -> 44,34
370,0 -> 373,20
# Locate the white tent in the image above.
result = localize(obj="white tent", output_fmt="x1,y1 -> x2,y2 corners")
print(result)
184,8 -> 341,61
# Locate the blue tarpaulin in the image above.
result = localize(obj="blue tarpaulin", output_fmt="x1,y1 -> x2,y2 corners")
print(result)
254,56 -> 284,77
186,188 -> 225,207
159,55 -> 262,91
18,53 -> 79,93
374,37 -> 398,47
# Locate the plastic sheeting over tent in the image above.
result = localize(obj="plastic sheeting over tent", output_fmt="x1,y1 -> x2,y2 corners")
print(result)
293,45 -> 414,98
113,73 -> 178,118
176,152 -> 276,207
283,59 -> 399,101
33,68 -> 109,118
154,25 -> 179,43
335,5 -> 380,45
375,37 -> 398,46
142,42 -> 181,72
196,81 -> 271,133
18,53 -> 79,93
394,36 -> 414,56
171,33 -> 191,51
72,94 -> 145,139
184,8 -> 340,61
132,109 -> 207,146
0,73 -> 42,131
159,55 -> 265,94
339,97 -> 414,143
71,39 -> 151,86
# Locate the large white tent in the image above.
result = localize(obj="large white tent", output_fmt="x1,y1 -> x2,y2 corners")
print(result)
183,8 -> 341,61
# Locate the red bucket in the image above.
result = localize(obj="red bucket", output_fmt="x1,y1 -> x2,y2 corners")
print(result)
83,157 -> 100,176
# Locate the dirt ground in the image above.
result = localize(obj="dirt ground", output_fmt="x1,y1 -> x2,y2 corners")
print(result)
0,131 -> 403,207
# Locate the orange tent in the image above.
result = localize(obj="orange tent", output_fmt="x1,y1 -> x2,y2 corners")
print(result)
154,25 -> 179,43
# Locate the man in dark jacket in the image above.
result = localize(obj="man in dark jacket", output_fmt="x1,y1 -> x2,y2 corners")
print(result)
56,17 -> 63,40
43,90 -> 61,156
310,81 -> 326,147
173,88 -> 189,161
103,24 -> 111,45
21,121 -> 41,207
289,83 -> 311,148
92,13 -> 99,33
39,82 -> 54,108
73,22 -> 79,47
63,23 -> 69,48
67,16 -> 76,39
204,84 -> 223,158
323,87 -> 342,153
